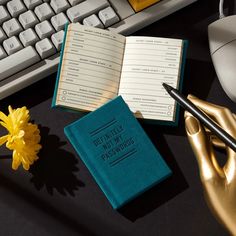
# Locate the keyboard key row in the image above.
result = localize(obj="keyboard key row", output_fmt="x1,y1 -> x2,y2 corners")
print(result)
1,2 -> 120,33
0,29 -> 64,58
1,0 -> 116,23
2,12 -> 68,38
0,1 -> 61,24
2,0 -> 72,18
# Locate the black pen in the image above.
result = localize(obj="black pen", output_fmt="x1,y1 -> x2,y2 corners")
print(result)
162,83 -> 236,152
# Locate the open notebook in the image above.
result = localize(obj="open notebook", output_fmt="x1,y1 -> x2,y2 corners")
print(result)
52,24 -> 187,124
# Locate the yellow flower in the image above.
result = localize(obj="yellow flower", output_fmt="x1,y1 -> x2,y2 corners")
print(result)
0,106 -> 41,170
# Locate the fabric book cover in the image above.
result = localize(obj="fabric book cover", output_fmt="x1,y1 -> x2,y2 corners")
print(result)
52,24 -> 188,126
64,96 -> 172,209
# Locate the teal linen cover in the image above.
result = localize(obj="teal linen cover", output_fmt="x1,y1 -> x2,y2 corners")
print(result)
64,96 -> 172,209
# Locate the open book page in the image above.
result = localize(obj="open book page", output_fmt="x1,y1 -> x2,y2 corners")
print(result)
118,36 -> 183,121
55,24 -> 126,112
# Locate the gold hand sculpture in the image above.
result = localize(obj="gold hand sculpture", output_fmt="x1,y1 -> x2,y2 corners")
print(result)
184,95 -> 236,236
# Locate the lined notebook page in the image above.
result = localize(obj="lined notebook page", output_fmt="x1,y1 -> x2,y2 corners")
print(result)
55,24 -> 126,111
118,36 -> 183,121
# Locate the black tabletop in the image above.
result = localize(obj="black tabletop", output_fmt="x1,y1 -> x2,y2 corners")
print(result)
0,0 -> 236,235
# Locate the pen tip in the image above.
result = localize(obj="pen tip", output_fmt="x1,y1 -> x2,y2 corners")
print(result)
162,83 -> 173,92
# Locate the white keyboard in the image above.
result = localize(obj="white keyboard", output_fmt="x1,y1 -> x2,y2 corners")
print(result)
0,0 -> 197,99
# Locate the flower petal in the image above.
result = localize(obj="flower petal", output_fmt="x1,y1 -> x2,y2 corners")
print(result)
12,150 -> 21,170
0,111 -> 9,123
0,106 -> 41,170
0,135 -> 8,146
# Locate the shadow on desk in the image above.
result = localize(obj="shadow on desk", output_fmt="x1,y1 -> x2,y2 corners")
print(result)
1,73 -> 57,111
0,125 -> 99,235
0,172 -> 98,236
118,126 -> 188,221
183,58 -> 216,99
29,126 -> 84,196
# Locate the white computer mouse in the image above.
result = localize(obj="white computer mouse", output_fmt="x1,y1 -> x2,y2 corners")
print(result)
208,15 -> 236,102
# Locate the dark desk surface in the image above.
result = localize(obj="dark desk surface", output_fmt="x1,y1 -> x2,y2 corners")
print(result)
1,0 -> 236,235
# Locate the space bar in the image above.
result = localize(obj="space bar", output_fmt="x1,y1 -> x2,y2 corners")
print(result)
0,46 -> 40,81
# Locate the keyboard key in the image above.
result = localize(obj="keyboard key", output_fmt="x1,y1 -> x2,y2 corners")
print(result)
108,0 -> 135,20
51,12 -> 69,31
23,0 -> 43,10
0,46 -> 7,60
35,20 -> 55,39
34,3 -> 54,21
51,30 -> 64,50
35,38 -> 56,59
3,36 -> 23,55
66,0 -> 109,23
0,6 -> 11,25
2,18 -> 23,37
0,46 -> 40,81
7,0 -> 27,18
68,0 -> 84,6
19,10 -> 39,29
98,6 -> 119,27
50,0 -> 70,14
83,14 -> 104,28
0,27 -> 7,43
19,28 -> 39,47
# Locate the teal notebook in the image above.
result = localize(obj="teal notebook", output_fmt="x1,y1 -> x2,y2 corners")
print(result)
52,24 -> 188,125
64,96 -> 172,209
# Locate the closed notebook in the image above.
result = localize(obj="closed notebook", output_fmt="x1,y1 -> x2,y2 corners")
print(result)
64,96 -> 172,209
